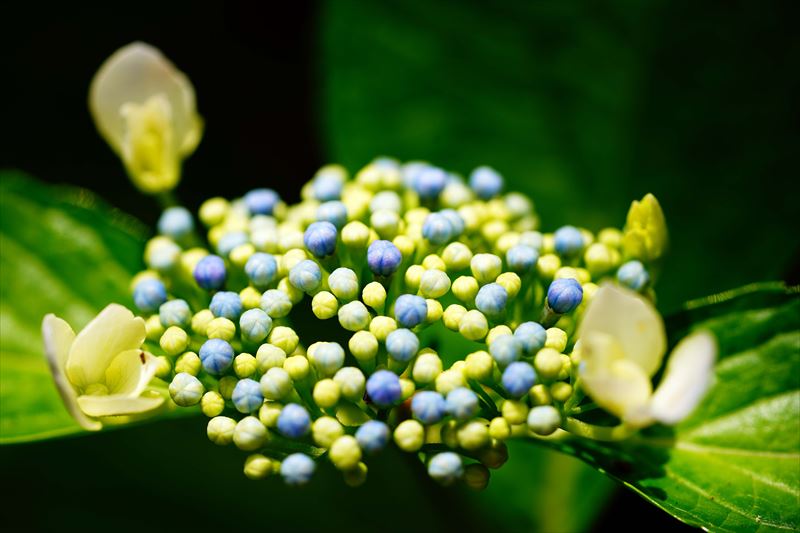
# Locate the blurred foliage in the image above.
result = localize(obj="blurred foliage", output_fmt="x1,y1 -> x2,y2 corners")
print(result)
319,0 -> 800,313
0,172 -> 147,442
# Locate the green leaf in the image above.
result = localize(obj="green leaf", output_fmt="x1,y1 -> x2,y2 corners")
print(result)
0,171 -> 148,443
545,283 -> 800,532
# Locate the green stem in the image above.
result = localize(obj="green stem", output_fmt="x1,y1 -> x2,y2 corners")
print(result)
563,417 -> 637,441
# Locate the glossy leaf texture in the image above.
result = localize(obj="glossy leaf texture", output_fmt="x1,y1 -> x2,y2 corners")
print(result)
0,171 -> 148,443
546,283 -> 800,532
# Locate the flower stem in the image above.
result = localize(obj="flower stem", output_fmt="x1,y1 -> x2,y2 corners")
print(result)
562,417 -> 637,441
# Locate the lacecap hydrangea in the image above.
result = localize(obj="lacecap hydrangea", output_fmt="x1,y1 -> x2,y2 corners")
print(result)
54,157 -> 717,489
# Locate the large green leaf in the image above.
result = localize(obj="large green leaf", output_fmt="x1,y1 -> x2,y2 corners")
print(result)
0,171 -> 148,443
543,283 -> 800,532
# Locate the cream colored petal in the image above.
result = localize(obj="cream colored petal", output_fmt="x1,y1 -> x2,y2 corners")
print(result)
650,331 -> 717,425
66,304 -> 146,388
89,42 -> 200,155
578,284 -> 666,376
42,315 -> 101,431
76,394 -> 164,418
105,349 -> 149,395
582,358 -> 653,422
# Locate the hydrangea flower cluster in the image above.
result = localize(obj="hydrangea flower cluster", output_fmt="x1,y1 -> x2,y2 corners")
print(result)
121,159 -> 674,488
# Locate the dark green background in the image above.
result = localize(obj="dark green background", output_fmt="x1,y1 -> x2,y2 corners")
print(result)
1,1 -> 797,531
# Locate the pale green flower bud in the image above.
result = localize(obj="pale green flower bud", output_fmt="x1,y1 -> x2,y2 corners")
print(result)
234,353 -> 258,378
201,391 -> 225,417
425,299 -> 443,323
527,405 -> 561,436
341,221 -> 371,249
348,331 -> 378,362
207,416 -> 236,445
362,282 -> 387,311
313,379 -> 341,409
495,272 -> 521,299
598,227 -> 623,248
459,310 -> 489,341
489,417 -> 511,440
207,317 -> 236,341
284,355 -> 310,381
442,304 -> 467,331
312,291 -> 340,320
421,254 -> 446,271
529,384 -> 552,406
419,269 -> 451,299
218,376 -> 238,400
343,462 -> 368,488
260,367 -> 293,400
623,193 -> 668,262
584,242 -> 618,277
486,325 -> 513,346
452,276 -> 479,303
199,198 -> 229,227
259,402 -> 282,427
400,378 -> 416,401
256,343 -> 287,373
465,350 -> 494,381
169,372 -> 204,407
435,369 -> 466,395
145,315 -> 165,342
550,382 -> 573,403
412,352 -> 443,384
338,301 -> 371,332
191,309 -> 214,336
333,367 -> 366,402
153,356 -> 171,379
234,416 -> 269,451
312,416 -> 345,448
368,316 -> 396,341
329,435 -> 362,470
268,326 -> 299,354
404,265 -> 425,293
329,268 -> 360,301
175,351 -> 201,376
244,454 -> 274,480
545,328 -> 568,352
442,242 -> 473,271
536,253 -> 561,280
534,348 -> 564,380
470,253 -> 502,284
392,235 -> 415,259
394,420 -> 425,452
457,420 -> 490,451
501,399 -> 529,425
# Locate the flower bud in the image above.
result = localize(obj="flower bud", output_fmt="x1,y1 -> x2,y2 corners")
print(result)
394,420 -> 425,452
169,372 -> 204,407
207,416 -> 236,445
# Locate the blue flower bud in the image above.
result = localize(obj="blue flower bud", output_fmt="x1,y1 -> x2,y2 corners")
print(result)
428,452 -> 464,486
210,291 -> 243,320
514,321 -> 547,354
506,244 -> 539,273
355,420 -> 390,454
553,225 -> 585,257
385,328 -> 420,362
240,308 -> 273,343
469,166 -> 503,199
260,289 -> 292,318
446,387 -> 479,421
413,166 -> 447,199
232,378 -> 264,413
617,260 -> 650,291
217,231 -> 249,257
277,403 -> 311,438
244,253 -> 278,289
547,278 -> 583,314
244,188 -> 280,215
411,391 -> 447,424
312,342 -> 346,376
312,175 -> 343,202
501,361 -> 536,398
158,206 -> 194,240
304,221 -> 338,257
145,237 -> 181,271
366,369 -> 402,408
394,294 -> 428,328
475,283 -> 508,317
439,208 -> 465,236
280,453 -> 316,486
422,213 -> 453,245
199,338 -> 235,375
289,259 -> 322,292
194,254 -> 227,290
489,335 -> 522,368
317,200 -> 348,229
133,278 -> 167,313
367,240 -> 402,276
159,299 -> 192,328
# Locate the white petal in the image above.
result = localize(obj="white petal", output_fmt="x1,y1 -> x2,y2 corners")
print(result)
578,284 -> 666,376
579,331 -> 653,421
89,42 -> 200,155
650,331 -> 717,425
105,349 -> 159,396
66,304 -> 146,389
42,315 -> 101,431
76,394 -> 164,418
